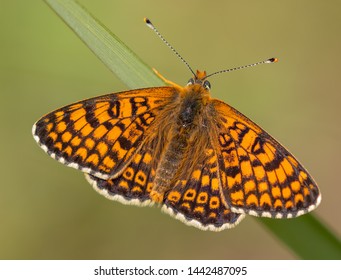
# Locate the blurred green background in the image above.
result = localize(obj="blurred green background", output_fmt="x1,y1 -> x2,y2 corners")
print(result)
1,0 -> 340,259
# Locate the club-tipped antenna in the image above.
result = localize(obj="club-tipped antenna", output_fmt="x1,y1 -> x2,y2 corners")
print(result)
144,18 -> 196,78
204,57 -> 278,79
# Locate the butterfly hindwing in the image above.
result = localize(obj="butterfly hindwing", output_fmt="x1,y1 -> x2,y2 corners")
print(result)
163,141 -> 244,231
33,87 -> 177,180
212,99 -> 321,218
85,135 -> 162,206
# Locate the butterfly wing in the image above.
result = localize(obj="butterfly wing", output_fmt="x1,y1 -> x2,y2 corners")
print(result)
211,99 -> 321,218
33,87 -> 177,180
85,134 -> 161,206
163,134 -> 244,231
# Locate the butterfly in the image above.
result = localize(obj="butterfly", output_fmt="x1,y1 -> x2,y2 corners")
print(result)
32,18 -> 321,231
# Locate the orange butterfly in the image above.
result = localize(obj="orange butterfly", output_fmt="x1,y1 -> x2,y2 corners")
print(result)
32,18 -> 321,231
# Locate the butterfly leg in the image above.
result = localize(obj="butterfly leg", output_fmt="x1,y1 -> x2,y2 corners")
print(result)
152,68 -> 183,91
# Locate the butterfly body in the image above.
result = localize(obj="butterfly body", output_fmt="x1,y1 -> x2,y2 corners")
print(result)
150,76 -> 212,202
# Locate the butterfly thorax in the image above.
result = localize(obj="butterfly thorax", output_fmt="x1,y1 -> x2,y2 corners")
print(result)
150,76 -> 212,203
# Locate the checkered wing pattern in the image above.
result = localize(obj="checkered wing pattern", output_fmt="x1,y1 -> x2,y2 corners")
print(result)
212,99 -> 321,218
33,87 -> 177,180
84,134 -> 161,206
163,138 -> 244,231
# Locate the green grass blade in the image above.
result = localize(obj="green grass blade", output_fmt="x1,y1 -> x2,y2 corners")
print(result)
261,214 -> 341,259
44,0 -> 164,88
44,0 -> 341,259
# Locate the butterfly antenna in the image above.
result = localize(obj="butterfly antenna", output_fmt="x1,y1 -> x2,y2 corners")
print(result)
144,18 -> 197,78
205,57 -> 278,79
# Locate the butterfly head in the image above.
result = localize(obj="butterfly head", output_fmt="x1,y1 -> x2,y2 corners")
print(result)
187,70 -> 211,91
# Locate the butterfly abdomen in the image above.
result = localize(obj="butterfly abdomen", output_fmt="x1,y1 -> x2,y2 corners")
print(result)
150,93 -> 204,203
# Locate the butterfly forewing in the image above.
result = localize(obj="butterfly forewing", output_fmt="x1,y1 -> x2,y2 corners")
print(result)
212,99 -> 321,218
33,87 -> 177,180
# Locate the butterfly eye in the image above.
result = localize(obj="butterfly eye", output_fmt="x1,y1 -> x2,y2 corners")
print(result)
203,80 -> 211,90
187,78 -> 194,85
